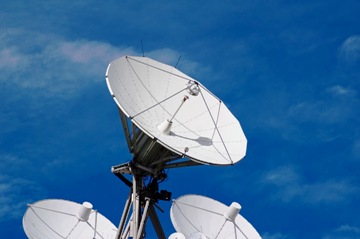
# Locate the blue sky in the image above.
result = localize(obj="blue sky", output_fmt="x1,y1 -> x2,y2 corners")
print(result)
1,0 -> 360,238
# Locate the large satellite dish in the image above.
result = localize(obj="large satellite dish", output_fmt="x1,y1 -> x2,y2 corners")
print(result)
106,56 -> 247,166
23,199 -> 117,239
170,194 -> 261,239
104,56 -> 251,239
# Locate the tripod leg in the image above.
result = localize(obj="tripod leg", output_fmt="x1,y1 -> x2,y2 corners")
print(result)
132,174 -> 139,239
116,189 -> 132,239
122,215 -> 132,239
148,205 -> 166,239
136,198 -> 150,239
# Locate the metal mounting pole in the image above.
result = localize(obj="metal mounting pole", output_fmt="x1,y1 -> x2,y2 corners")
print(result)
113,162 -> 169,239
132,174 -> 139,239
116,189 -> 133,239
121,215 -> 132,239
137,198 -> 151,239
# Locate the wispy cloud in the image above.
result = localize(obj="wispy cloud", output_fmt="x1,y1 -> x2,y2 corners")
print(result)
260,166 -> 358,204
290,85 -> 358,125
0,29 -> 135,99
0,175 -> 45,221
0,28 -> 203,101
252,84 -> 359,144
339,35 -> 360,63
336,225 -> 360,234
262,232 -> 290,239
326,85 -> 357,98
322,225 -> 360,239
0,47 -> 28,69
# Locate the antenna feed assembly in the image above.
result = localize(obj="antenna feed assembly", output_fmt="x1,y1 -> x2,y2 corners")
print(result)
77,201 -> 93,221
186,80 -> 200,96
158,95 -> 189,135
158,81 -> 199,135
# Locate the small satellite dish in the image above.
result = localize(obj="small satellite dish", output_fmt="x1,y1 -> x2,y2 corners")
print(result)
106,56 -> 247,166
169,232 -> 186,239
170,194 -> 261,239
23,199 -> 117,239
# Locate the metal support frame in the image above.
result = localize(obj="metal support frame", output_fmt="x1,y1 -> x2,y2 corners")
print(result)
112,153 -> 202,239
114,163 -> 166,239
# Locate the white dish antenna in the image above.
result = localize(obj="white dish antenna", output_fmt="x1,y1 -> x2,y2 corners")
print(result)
23,199 -> 117,239
170,194 -> 261,239
106,56 -> 247,166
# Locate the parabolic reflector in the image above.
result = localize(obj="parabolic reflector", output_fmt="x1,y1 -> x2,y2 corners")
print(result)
106,56 -> 247,166
23,199 -> 117,239
170,194 -> 261,239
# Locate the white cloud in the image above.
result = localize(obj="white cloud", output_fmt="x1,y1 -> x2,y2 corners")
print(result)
322,225 -> 360,239
0,47 -> 28,69
339,35 -> 360,62
262,232 -> 289,239
281,85 -> 359,142
145,48 -> 181,66
0,28 -> 203,101
288,97 -> 354,126
326,85 -> 357,97
245,83 -> 359,144
263,166 -> 300,186
0,32 -> 136,99
56,40 -> 136,73
0,154 -> 46,221
0,176 -> 45,221
260,166 -> 358,204
336,225 -> 360,234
